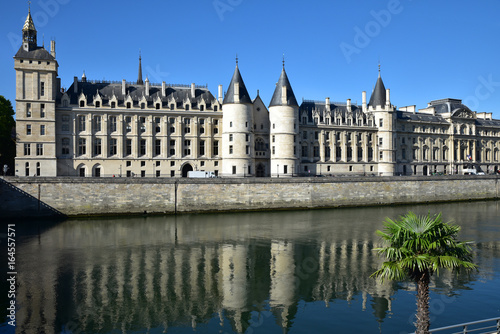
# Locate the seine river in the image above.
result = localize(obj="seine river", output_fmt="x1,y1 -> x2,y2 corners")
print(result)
2,201 -> 500,334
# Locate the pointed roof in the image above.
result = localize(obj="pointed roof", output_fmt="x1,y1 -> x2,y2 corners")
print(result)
269,66 -> 298,107
137,53 -> 143,85
223,64 -> 252,104
368,70 -> 386,108
23,8 -> 36,33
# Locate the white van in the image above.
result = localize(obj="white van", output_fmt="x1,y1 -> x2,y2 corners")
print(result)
187,171 -> 216,178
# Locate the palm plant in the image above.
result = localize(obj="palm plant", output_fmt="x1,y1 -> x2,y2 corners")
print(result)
371,211 -> 477,334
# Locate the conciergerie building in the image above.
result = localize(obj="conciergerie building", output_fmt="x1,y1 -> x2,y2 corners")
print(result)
14,8 -> 500,178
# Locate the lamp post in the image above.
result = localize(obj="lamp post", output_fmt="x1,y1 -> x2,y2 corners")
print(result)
277,164 -> 279,178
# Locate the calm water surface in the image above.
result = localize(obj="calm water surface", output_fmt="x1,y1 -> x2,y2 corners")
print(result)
2,201 -> 500,334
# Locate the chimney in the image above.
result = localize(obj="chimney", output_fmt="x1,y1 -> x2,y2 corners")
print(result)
145,77 -> 150,97
386,89 -> 390,107
122,79 -> 126,96
281,86 -> 287,105
191,83 -> 196,98
162,81 -> 166,97
347,98 -> 352,112
325,97 -> 330,111
218,85 -> 223,104
73,76 -> 78,94
234,82 -> 240,103
50,40 -> 56,58
362,91 -> 367,112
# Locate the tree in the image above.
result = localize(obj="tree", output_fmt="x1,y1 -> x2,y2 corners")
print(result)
0,96 -> 16,175
370,211 -> 477,334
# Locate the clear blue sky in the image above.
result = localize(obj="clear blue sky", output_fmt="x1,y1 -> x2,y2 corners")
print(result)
2,0 -> 500,118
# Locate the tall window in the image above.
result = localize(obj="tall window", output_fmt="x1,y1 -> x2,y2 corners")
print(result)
109,138 -> 117,156
199,140 -> 205,156
62,138 -> 70,155
213,140 -> 219,156
109,116 -> 117,132
94,116 -> 101,132
169,140 -> 175,156
26,124 -> 31,135
40,104 -> 45,118
36,143 -> 43,156
140,117 -> 146,133
78,115 -> 86,132
40,125 -> 45,135
94,138 -> 102,156
140,139 -> 146,156
126,139 -> 132,156
184,140 -> 191,156
155,139 -> 161,156
40,82 -> 45,96
155,117 -> 161,133
62,115 -> 70,131
24,143 -> 31,156
125,116 -> 132,133
26,103 -> 31,117
78,138 -> 86,155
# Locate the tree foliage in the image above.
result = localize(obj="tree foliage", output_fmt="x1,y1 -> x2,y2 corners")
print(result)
0,95 -> 16,174
371,211 -> 477,334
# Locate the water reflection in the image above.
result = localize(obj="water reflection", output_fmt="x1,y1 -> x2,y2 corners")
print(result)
11,202 -> 500,333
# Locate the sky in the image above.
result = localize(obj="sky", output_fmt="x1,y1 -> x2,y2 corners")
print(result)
2,0 -> 500,118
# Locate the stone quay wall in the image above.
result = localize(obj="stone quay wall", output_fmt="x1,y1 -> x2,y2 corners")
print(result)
1,176 -> 499,218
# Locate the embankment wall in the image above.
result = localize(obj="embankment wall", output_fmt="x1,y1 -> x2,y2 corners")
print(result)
1,176 -> 499,218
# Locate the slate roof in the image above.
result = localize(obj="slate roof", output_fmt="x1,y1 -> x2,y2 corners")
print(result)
428,98 -> 472,115
397,111 -> 449,124
14,46 -> 55,61
269,67 -> 298,107
299,100 -> 367,123
223,65 -> 252,104
65,80 -> 216,108
368,74 -> 386,108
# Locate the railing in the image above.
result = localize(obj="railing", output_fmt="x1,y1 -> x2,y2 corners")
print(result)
417,317 -> 500,334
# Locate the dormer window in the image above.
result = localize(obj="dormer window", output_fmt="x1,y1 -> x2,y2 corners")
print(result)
156,103 -> 160,110
170,104 -> 174,110
200,105 -> 204,111
127,102 -> 131,109
214,105 -> 218,111
111,102 -> 116,108
141,103 -> 145,109
80,100 -> 85,107
95,101 -> 100,108
185,104 -> 190,111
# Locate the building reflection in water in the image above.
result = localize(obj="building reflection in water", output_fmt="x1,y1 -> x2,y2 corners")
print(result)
13,204 -> 500,333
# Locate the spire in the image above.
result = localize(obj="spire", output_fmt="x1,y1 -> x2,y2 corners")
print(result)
137,51 -> 143,85
223,62 -> 252,104
22,2 -> 37,51
269,66 -> 298,107
368,66 -> 386,108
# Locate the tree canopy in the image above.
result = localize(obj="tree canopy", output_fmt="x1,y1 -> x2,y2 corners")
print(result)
0,96 -> 16,174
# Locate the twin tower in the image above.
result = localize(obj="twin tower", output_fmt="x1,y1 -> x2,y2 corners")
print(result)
222,61 -> 298,177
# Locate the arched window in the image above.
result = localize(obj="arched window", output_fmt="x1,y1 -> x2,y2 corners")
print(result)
126,102 -> 131,109
79,100 -> 85,107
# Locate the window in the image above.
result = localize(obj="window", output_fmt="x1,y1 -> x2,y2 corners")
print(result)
25,162 -> 29,176
26,103 -> 31,117
232,166 -> 236,175
199,140 -> 205,156
213,140 -> 219,156
126,102 -> 131,109
126,116 -> 132,133
80,100 -> 85,107
156,103 -> 160,110
229,134 -> 233,142
95,101 -> 100,108
24,143 -> 31,156
246,145 -> 249,154
111,101 -> 116,108
170,161 -> 175,167
170,104 -> 175,110
214,105 -> 218,111
62,138 -> 70,155
40,125 -> 45,135
109,139 -> 117,156
94,116 -> 101,132
78,115 -> 86,132
379,138 -> 383,146
155,139 -> 161,156
40,104 -> 45,118
109,116 -> 117,132
230,121 -> 233,127
40,82 -> 45,96
272,135 -> 275,143
126,139 -> 132,156
62,115 -> 70,131
229,145 -> 233,154
78,138 -> 86,155
169,140 -> 176,156
26,124 -> 31,135
183,140 -> 191,156
302,145 -> 308,157
184,118 -> 191,133
303,131 -> 307,140
379,151 -> 383,160
313,146 -> 319,157
141,161 -> 146,167
34,143 -> 41,155
379,119 -> 383,127
140,139 -> 146,156
94,138 -> 102,156
272,146 -> 275,154
140,117 -> 146,133
155,117 -> 161,133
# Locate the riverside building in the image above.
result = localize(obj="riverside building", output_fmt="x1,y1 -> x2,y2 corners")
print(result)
14,8 -> 500,177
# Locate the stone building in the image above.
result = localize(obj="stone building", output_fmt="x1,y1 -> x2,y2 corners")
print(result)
13,8 -> 500,177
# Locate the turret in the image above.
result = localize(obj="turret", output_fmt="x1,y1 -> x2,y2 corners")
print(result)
221,59 -> 254,177
268,61 -> 298,177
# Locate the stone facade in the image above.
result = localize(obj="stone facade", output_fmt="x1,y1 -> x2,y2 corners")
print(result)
13,9 -> 500,178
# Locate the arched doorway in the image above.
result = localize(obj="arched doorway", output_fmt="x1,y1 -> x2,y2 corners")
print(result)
256,163 -> 265,177
182,164 -> 193,177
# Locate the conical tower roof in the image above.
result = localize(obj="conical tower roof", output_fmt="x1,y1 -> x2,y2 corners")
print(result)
23,8 -> 36,33
368,71 -> 386,108
269,66 -> 298,107
223,64 -> 252,104
137,53 -> 143,85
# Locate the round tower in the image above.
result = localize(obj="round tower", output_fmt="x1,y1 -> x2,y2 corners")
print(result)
221,61 -> 254,177
368,67 -> 396,176
268,64 -> 298,177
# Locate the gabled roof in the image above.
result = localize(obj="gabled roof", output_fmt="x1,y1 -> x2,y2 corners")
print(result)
14,46 -> 55,61
269,67 -> 298,107
223,65 -> 252,104
368,74 -> 386,108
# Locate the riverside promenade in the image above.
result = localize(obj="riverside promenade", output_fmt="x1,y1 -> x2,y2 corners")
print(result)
1,175 -> 499,218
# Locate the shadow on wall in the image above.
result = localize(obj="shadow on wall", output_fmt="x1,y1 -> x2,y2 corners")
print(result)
0,178 -> 66,219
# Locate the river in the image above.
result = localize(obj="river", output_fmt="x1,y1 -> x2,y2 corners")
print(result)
2,201 -> 500,333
